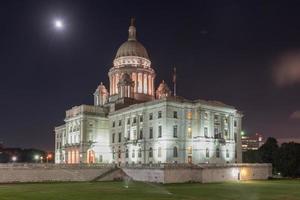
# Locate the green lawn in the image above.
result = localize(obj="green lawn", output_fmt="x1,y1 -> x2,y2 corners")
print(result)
0,180 -> 299,200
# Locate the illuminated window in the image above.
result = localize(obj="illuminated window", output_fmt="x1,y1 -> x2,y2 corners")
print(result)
138,73 -> 143,93
187,127 -> 192,138
173,147 -> 178,157
187,111 -> 192,120
187,146 -> 192,154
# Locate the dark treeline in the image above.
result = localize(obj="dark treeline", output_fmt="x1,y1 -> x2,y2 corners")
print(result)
0,147 -> 52,163
243,137 -> 300,177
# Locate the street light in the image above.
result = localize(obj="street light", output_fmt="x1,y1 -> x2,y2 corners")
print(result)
34,155 -> 39,163
11,156 -> 17,162
46,154 -> 52,163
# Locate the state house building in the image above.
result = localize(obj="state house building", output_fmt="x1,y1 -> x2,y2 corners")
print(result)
54,20 -> 243,165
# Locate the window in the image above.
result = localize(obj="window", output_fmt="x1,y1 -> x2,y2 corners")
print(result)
204,127 -> 208,137
119,120 -> 122,126
149,147 -> 153,158
187,146 -> 192,154
173,147 -> 178,157
216,148 -> 220,158
234,120 -> 237,127
173,125 -> 178,138
133,117 -> 137,124
127,130 -> 130,140
138,148 -> 142,158
118,132 -> 122,143
214,115 -> 219,121
187,127 -> 192,138
158,111 -> 162,118
139,128 -> 143,139
139,115 -> 143,122
234,132 -> 237,142
149,113 -> 153,120
226,149 -> 229,158
158,147 -> 162,157
112,121 -> 115,127
112,133 -> 115,143
187,111 -> 192,120
224,129 -> 228,137
149,127 -> 153,139
206,148 -> 209,158
214,128 -> 219,138
127,118 -> 130,125
118,149 -> 121,158
132,149 -> 135,158
158,126 -> 162,138
204,112 -> 208,120
173,111 -> 178,119
125,149 -> 129,158
235,148 -> 237,159
112,148 -> 115,159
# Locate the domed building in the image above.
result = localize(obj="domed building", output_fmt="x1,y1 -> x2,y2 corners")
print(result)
54,19 -> 243,166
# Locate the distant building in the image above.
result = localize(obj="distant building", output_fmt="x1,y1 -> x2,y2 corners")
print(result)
54,19 -> 243,165
241,133 -> 264,151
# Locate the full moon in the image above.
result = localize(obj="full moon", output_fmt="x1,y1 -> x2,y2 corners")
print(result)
54,19 -> 64,29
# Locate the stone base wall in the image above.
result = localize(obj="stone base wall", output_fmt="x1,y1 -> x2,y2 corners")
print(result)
0,164 -> 115,183
123,163 -> 272,183
0,163 -> 272,184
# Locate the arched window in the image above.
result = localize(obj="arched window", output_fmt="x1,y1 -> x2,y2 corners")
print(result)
149,147 -> 153,158
125,149 -> 129,158
206,148 -> 209,158
158,147 -> 162,157
216,148 -> 220,158
173,147 -> 178,157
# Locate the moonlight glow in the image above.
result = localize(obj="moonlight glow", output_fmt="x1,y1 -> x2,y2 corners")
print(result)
54,19 -> 64,30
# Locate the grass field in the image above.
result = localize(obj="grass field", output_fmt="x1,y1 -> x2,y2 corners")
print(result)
0,180 -> 299,200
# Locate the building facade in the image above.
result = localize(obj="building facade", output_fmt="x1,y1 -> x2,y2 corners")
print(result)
54,20 -> 243,165
241,133 -> 264,151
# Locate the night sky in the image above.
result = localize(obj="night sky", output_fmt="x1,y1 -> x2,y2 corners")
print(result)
1,0 -> 300,150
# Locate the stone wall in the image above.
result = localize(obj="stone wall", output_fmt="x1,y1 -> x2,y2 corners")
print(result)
123,163 -> 272,183
0,163 -> 272,184
0,163 -> 115,183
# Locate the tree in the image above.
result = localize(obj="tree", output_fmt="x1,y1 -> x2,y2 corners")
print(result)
277,142 -> 300,177
258,137 -> 279,173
